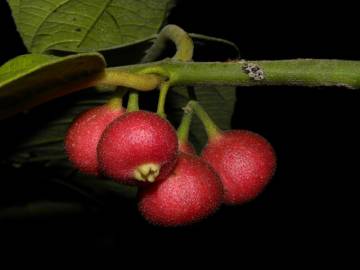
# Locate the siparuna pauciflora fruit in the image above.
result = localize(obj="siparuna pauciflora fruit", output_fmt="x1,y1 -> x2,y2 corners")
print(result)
65,98 -> 125,176
64,93 -> 277,226
189,100 -> 277,205
97,110 -> 179,185
137,110 -> 223,226
138,152 -> 223,226
202,130 -> 276,205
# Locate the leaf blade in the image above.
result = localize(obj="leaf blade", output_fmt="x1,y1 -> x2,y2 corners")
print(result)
8,0 -> 176,53
0,52 -> 105,119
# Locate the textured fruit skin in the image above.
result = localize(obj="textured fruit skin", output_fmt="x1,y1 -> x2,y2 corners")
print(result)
178,141 -> 196,155
65,105 -> 124,176
201,130 -> 276,205
138,153 -> 223,226
98,111 -> 179,185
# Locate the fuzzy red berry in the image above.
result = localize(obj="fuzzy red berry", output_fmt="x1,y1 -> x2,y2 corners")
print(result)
138,153 -> 223,226
97,110 -> 178,185
202,130 -> 276,205
65,104 -> 124,175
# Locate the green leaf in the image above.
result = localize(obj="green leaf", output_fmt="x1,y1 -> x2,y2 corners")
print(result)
0,52 -> 105,119
167,86 -> 237,152
8,0 -> 176,53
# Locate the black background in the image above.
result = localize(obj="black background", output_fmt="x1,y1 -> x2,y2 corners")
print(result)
0,0 -> 358,255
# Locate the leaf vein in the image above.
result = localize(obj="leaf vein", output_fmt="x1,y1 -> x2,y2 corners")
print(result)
29,0 -> 72,50
76,0 -> 113,48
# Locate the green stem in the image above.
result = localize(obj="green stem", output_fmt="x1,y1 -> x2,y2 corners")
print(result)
143,24 -> 194,62
110,59 -> 360,89
177,108 -> 193,144
98,69 -> 161,90
156,82 -> 170,118
188,100 -> 222,139
127,90 -> 139,112
106,87 -> 127,109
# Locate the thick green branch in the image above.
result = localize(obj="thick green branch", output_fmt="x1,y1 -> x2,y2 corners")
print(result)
109,59 -> 360,90
96,70 -> 161,91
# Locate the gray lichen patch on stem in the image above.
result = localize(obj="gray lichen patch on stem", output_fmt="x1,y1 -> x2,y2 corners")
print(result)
243,62 -> 265,81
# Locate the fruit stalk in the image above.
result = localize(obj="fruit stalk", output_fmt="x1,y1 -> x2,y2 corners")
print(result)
106,87 -> 127,109
187,100 -> 221,139
177,108 -> 193,144
127,90 -> 139,112
177,107 -> 196,154
156,82 -> 170,118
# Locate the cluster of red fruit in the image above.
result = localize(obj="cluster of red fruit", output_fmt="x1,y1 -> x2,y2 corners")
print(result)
65,99 -> 276,226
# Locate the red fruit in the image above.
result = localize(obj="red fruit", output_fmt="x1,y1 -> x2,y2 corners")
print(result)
97,111 -> 178,185
202,130 -> 276,205
178,141 -> 196,155
138,153 -> 223,226
65,104 -> 124,175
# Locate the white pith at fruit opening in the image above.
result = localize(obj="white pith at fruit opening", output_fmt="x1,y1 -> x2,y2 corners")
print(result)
133,163 -> 161,182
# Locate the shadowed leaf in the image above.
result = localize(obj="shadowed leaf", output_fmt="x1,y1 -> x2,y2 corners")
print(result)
0,52 -> 105,119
